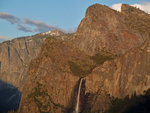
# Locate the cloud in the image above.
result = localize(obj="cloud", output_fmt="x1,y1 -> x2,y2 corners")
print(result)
0,35 -> 12,42
17,24 -> 33,32
111,2 -> 150,14
0,12 -> 58,33
0,12 -> 76,34
132,2 -> 150,14
23,18 -> 56,32
0,12 -> 20,24
0,35 -> 11,40
112,3 -> 122,12
62,27 -> 77,33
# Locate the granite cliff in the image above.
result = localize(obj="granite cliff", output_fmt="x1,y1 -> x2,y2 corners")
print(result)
0,30 -> 67,91
19,4 -> 150,113
73,4 -> 150,55
0,34 -> 45,91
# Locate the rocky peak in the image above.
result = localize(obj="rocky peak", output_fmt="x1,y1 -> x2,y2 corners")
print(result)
121,4 -> 148,15
73,3 -> 150,56
85,4 -> 116,17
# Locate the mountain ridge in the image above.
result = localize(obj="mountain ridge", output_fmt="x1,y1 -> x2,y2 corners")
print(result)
19,3 -> 150,113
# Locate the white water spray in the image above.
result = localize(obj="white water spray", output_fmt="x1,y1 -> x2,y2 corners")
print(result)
74,78 -> 83,113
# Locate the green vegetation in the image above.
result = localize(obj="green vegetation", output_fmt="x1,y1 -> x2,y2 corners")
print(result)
68,51 -> 115,77
28,82 -> 64,113
68,61 -> 95,77
81,89 -> 150,113
90,52 -> 114,65
7,111 -> 17,113
105,89 -> 150,113
82,110 -> 92,113
42,35 -> 115,78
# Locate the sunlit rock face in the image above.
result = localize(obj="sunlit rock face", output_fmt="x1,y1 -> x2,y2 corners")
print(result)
0,80 -> 21,113
0,31 -> 71,91
19,4 -> 150,113
73,4 -> 150,56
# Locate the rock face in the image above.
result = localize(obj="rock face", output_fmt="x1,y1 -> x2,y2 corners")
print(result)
73,4 -> 150,55
19,36 -> 97,113
0,31 -> 68,91
86,40 -> 150,97
19,4 -> 150,113
0,34 -> 45,90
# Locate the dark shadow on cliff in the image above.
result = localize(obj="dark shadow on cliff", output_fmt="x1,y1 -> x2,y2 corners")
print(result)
0,80 -> 21,113
66,78 -> 110,113
66,78 -> 88,113
105,89 -> 150,113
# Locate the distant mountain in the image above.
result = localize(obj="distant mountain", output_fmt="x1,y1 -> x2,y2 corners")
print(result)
0,34 -> 45,91
0,39 -> 6,43
42,30 -> 65,36
19,4 -> 150,113
0,35 -> 11,43
0,30 -> 72,91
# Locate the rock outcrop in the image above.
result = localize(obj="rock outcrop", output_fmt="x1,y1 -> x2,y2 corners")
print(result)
19,4 -> 150,113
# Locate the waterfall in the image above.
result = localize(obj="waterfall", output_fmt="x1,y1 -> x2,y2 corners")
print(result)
74,78 -> 83,113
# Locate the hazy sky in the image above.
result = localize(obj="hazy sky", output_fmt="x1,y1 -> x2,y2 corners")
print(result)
0,0 -> 150,41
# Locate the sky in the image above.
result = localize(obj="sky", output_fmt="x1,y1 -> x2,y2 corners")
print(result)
0,0 -> 150,41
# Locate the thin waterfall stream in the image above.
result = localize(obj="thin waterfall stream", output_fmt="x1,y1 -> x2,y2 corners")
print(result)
74,78 -> 83,113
